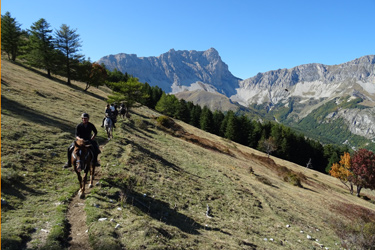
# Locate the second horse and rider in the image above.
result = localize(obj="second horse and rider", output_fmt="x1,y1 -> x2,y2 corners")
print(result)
101,103 -> 118,128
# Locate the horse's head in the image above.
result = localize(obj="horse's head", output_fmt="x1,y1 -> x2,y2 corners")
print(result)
72,139 -> 92,172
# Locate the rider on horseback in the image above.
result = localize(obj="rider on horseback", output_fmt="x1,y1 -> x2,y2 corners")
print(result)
63,113 -> 100,168
101,104 -> 116,128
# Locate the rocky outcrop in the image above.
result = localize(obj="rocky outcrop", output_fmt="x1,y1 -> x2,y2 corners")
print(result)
97,48 -> 241,96
232,55 -> 375,107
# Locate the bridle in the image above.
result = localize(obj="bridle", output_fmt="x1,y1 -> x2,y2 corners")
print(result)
73,143 -> 93,171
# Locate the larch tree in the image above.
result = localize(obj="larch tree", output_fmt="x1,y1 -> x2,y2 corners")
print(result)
260,137 -> 277,158
54,24 -> 83,85
329,152 -> 353,194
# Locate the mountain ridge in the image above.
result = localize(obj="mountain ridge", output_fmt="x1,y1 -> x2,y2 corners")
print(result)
97,49 -> 375,149
97,48 -> 241,97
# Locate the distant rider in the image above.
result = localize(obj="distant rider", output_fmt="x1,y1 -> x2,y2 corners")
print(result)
63,113 -> 100,168
101,104 -> 116,128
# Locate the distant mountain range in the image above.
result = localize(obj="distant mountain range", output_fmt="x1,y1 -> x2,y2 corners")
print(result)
97,49 -> 375,150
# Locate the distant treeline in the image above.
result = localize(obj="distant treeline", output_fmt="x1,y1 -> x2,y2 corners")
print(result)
133,79 -> 348,174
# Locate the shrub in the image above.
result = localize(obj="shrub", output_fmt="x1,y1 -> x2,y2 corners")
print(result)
156,115 -> 172,127
134,118 -> 148,130
332,220 -> 375,249
283,173 -> 303,187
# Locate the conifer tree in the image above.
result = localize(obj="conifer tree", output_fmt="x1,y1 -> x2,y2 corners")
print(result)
212,110 -> 225,136
329,152 -> 353,194
200,106 -> 213,132
1,12 -> 24,61
238,115 -> 251,145
175,99 -> 190,122
224,111 -> 240,142
155,93 -> 179,117
24,18 -> 55,77
248,121 -> 262,148
190,105 -> 202,127
107,77 -> 148,112
54,24 -> 83,85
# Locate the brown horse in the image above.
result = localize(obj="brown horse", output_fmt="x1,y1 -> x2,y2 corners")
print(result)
71,139 -> 95,199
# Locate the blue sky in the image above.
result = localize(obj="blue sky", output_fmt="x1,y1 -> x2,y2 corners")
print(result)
2,0 -> 374,79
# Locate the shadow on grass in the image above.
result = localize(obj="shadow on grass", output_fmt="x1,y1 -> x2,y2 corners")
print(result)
2,96 -> 74,134
130,141 -> 202,181
130,191 -> 202,234
1,237 -> 28,250
129,191 -> 233,237
2,79 -> 10,87
12,61 -> 107,102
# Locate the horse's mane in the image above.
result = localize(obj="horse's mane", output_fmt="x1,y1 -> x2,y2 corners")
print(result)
74,139 -> 90,151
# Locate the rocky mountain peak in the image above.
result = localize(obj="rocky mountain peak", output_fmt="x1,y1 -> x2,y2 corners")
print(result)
97,48 -> 241,96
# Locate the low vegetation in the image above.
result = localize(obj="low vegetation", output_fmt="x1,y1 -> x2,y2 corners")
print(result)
2,58 -> 375,249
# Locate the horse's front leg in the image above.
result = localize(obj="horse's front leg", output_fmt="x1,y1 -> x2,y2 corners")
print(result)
76,171 -> 85,198
79,171 -> 88,199
89,164 -> 95,188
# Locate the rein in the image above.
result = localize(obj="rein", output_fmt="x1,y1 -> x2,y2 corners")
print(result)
73,144 -> 94,172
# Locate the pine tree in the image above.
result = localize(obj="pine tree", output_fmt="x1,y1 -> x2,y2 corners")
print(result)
224,111 -> 239,142
1,12 -> 24,61
107,77 -> 148,113
212,110 -> 225,136
155,93 -> 179,117
23,18 -> 56,77
200,106 -> 213,132
54,24 -> 83,85
238,115 -> 251,145
175,99 -> 190,123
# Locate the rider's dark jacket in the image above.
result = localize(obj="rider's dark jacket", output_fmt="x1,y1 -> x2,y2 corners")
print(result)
76,122 -> 98,141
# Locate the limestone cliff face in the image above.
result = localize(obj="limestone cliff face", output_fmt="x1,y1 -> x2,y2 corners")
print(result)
231,55 -> 375,141
232,55 -> 375,107
97,48 -> 241,96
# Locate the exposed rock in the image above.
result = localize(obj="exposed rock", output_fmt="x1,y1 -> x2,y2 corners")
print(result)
97,48 -> 241,96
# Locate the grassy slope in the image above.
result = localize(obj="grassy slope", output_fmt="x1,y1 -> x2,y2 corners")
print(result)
2,58 -> 375,249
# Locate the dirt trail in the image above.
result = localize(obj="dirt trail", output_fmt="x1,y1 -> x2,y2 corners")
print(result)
66,145 -> 104,250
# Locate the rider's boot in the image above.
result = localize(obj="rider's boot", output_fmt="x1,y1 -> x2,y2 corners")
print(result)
63,145 -> 74,168
94,154 -> 101,167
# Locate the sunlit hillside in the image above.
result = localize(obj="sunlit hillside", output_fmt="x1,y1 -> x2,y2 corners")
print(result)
2,58 -> 375,250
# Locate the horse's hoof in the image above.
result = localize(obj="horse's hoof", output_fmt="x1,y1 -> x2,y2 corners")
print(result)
89,184 -> 93,188
79,191 -> 85,199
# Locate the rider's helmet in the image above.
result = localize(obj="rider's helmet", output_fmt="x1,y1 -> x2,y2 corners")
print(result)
81,113 -> 90,119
